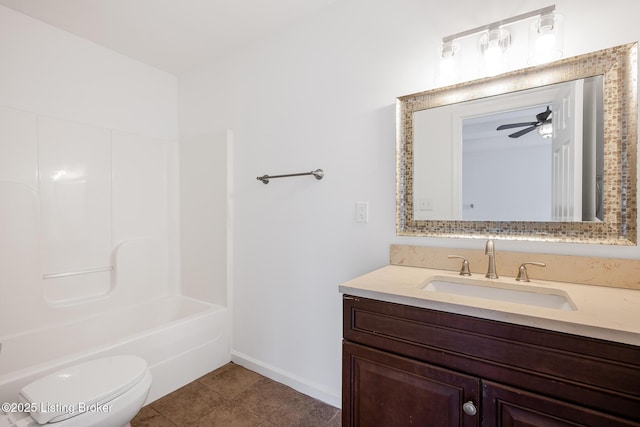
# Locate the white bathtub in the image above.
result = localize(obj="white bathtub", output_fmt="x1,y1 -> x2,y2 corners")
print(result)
0,295 -> 230,404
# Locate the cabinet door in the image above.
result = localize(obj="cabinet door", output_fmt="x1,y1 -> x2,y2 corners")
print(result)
483,381 -> 640,427
343,341 -> 480,427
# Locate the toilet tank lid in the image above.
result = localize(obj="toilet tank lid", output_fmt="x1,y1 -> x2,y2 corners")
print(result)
18,355 -> 148,425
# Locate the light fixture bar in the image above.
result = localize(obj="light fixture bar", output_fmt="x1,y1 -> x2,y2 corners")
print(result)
442,5 -> 555,43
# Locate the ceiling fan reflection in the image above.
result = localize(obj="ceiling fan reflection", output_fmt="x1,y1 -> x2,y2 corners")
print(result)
496,106 -> 552,138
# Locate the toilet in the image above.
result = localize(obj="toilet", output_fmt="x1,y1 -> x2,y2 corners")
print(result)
0,355 -> 152,427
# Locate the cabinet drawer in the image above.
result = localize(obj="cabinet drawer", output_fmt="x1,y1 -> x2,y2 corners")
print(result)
343,295 -> 640,422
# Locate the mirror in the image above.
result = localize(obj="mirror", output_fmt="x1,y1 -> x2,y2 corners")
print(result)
397,43 -> 637,244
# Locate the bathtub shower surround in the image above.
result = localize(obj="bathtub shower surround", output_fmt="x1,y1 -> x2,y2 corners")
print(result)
0,105 -> 229,404
38,116 -> 114,301
0,106 -> 169,334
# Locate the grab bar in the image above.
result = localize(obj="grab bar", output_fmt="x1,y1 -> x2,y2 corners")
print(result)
43,265 -> 113,279
257,168 -> 324,184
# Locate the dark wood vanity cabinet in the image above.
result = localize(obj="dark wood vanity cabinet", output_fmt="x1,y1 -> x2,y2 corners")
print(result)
342,295 -> 640,426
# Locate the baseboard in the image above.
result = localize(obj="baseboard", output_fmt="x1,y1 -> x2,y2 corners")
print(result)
231,351 -> 341,409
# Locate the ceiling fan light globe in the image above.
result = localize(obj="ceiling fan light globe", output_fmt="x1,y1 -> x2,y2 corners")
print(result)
538,123 -> 553,138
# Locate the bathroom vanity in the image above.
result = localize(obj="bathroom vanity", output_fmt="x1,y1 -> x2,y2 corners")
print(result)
373,40 -> 640,426
340,265 -> 640,426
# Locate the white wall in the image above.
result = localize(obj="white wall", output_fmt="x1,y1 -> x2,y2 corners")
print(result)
0,6 -> 178,140
178,0 -> 640,408
0,5 -> 179,336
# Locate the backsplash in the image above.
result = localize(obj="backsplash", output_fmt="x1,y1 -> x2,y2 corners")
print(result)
390,244 -> 640,290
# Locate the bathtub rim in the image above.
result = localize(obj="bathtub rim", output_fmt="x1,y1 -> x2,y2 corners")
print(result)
0,294 -> 226,387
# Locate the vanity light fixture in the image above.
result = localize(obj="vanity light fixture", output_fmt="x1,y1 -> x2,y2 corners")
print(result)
439,5 -> 561,83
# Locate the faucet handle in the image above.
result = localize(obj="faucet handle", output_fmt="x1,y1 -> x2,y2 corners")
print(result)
516,262 -> 546,282
448,255 -> 471,276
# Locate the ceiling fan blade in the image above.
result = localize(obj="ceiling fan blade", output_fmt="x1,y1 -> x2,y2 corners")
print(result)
508,125 -> 537,138
497,122 -> 538,130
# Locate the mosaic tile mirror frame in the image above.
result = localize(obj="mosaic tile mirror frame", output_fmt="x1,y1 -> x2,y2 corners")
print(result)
396,42 -> 637,245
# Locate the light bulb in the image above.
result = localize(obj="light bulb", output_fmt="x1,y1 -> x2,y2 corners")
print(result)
529,13 -> 563,65
440,55 -> 456,76
535,31 -> 556,53
484,41 -> 503,64
480,28 -> 510,76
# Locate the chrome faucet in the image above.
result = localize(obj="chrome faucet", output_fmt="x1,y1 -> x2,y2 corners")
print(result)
485,240 -> 498,279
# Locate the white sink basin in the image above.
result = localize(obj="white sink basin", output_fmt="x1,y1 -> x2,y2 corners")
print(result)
422,276 -> 576,311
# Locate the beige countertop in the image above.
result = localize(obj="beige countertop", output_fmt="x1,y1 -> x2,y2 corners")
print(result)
339,265 -> 640,347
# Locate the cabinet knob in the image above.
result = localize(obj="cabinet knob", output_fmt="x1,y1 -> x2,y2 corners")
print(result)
462,401 -> 477,416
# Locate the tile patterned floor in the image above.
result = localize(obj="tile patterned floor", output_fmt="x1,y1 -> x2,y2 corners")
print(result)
131,362 -> 341,426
